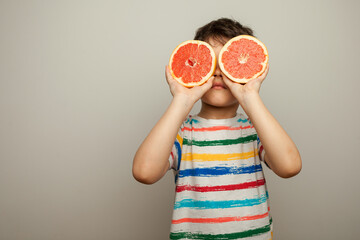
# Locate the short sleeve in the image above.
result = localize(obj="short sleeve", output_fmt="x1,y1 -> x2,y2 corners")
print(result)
168,127 -> 183,171
257,135 -> 271,169
256,135 -> 266,162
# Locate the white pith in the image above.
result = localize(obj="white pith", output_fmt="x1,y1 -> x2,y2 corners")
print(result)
238,53 -> 250,64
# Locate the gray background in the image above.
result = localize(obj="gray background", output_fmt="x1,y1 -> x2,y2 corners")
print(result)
1,0 -> 359,239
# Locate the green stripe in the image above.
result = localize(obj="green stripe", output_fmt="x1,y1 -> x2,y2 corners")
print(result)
170,221 -> 272,239
182,134 -> 257,147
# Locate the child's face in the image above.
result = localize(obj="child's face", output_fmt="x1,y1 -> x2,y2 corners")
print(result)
200,37 -> 239,108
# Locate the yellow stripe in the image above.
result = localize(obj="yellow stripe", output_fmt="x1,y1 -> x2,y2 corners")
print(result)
182,151 -> 259,162
176,133 -> 183,147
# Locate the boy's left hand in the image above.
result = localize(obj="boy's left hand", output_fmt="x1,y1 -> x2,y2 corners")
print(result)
222,63 -> 269,104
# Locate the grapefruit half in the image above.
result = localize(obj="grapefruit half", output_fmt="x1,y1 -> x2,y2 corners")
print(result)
169,40 -> 216,88
219,35 -> 268,84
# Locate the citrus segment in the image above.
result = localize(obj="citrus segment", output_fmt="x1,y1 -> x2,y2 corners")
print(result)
169,40 -> 216,87
219,35 -> 268,83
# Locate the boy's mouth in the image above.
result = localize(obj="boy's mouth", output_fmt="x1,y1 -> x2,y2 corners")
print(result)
212,82 -> 227,89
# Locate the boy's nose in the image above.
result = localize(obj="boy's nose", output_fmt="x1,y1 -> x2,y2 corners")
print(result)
213,62 -> 222,77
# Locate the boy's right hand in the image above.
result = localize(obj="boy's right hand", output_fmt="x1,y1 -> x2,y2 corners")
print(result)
165,65 -> 214,105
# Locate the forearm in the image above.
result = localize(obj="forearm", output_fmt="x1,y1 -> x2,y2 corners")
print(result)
239,93 -> 302,178
133,95 -> 193,184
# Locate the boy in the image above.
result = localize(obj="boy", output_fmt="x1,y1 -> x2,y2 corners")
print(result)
133,18 -> 302,240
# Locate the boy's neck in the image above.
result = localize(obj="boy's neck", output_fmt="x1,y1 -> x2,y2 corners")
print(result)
197,102 -> 239,120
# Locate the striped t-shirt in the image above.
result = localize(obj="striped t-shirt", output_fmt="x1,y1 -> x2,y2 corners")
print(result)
168,112 -> 273,240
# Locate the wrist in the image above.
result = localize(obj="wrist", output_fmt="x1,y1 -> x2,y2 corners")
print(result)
172,94 -> 195,114
237,92 -> 262,116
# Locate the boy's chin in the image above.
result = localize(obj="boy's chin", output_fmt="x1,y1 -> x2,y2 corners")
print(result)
200,92 -> 238,107
200,99 -> 239,108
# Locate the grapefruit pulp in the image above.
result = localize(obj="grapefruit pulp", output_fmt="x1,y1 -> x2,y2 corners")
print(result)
169,40 -> 216,88
219,35 -> 268,84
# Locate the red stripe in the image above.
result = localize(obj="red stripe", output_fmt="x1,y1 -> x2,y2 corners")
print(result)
259,145 -> 264,154
259,145 -> 264,160
172,212 -> 269,224
181,125 -> 253,132
176,179 -> 265,193
169,153 -> 174,169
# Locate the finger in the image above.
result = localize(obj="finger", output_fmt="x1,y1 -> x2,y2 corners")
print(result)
263,63 -> 269,75
251,63 -> 269,84
165,65 -> 176,85
258,63 -> 269,83
165,65 -> 170,83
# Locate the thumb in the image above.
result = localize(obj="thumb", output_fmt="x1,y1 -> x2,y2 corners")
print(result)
222,75 -> 234,87
200,76 -> 214,91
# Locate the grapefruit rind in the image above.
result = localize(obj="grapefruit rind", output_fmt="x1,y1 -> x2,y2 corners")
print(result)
169,40 -> 216,88
218,35 -> 269,84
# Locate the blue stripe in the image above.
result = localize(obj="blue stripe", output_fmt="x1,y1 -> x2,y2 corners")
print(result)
237,118 -> 248,123
174,141 -> 182,171
178,164 -> 263,178
174,192 -> 268,209
174,174 -> 178,184
185,118 -> 199,124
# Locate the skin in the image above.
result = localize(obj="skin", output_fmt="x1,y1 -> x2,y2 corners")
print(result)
132,37 -> 302,184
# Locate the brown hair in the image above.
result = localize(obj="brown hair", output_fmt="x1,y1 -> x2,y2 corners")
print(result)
194,18 -> 254,44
